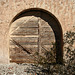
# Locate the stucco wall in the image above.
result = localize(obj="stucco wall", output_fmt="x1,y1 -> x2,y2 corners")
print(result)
0,0 -> 75,63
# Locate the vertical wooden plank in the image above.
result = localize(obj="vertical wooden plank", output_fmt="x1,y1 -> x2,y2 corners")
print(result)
38,18 -> 41,53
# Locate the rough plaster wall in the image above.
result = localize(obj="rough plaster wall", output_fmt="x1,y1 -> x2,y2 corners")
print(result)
0,0 -> 75,63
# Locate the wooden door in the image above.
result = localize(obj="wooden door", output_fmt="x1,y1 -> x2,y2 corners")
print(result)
9,16 -> 56,63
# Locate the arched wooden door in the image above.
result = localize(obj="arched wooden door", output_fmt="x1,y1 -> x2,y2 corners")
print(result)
9,8 -> 63,64
9,16 -> 55,63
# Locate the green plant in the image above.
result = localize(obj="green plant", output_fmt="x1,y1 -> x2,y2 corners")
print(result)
33,42 -> 56,75
64,31 -> 75,65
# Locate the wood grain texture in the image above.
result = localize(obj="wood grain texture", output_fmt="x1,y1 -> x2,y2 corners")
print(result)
9,16 -> 56,63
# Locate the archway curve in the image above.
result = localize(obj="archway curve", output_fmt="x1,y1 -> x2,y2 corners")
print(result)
10,8 -> 63,64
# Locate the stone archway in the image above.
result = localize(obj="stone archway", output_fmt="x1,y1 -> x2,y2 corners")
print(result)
9,8 -> 63,64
